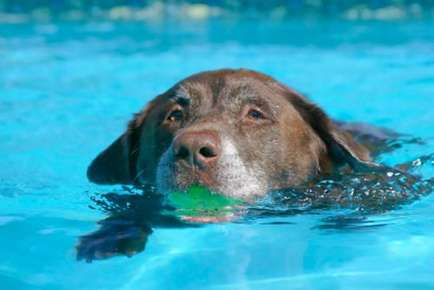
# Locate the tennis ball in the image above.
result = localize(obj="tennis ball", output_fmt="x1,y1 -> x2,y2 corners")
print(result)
166,185 -> 244,219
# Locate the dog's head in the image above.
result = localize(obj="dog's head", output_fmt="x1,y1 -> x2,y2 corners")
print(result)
88,69 -> 372,200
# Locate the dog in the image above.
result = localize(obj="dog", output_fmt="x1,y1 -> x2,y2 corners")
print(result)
87,68 -> 377,200
80,69 -> 434,262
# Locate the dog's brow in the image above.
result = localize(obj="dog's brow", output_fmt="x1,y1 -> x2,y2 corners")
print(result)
173,89 -> 191,106
176,96 -> 190,106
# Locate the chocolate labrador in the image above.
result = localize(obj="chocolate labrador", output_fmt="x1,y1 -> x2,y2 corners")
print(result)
80,69 -> 434,262
87,68 -> 377,200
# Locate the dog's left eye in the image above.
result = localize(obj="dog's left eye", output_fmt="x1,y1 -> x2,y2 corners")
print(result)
166,109 -> 183,122
247,108 -> 266,120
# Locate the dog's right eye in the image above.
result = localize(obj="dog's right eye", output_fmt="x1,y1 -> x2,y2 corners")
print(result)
247,109 -> 266,120
166,109 -> 183,122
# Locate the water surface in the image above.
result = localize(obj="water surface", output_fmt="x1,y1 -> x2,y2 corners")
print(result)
1,19 -> 434,290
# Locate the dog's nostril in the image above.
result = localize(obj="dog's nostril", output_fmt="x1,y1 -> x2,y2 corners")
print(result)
199,146 -> 217,159
176,146 -> 190,160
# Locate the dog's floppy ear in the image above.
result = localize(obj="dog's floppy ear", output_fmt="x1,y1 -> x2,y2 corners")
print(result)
285,89 -> 377,172
87,102 -> 156,185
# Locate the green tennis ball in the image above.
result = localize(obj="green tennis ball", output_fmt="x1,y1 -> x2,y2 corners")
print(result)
166,185 -> 244,218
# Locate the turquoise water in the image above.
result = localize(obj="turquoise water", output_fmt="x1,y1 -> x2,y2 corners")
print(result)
1,20 -> 434,289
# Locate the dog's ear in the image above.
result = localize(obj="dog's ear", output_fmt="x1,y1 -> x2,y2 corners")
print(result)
87,102 -> 156,185
285,89 -> 377,172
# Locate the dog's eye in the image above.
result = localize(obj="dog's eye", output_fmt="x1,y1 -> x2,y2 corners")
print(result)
247,108 -> 266,120
166,109 -> 183,122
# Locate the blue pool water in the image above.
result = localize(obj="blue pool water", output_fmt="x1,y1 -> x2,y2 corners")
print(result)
1,20 -> 434,289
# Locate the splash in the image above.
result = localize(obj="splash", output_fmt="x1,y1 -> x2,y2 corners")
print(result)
247,153 -> 434,221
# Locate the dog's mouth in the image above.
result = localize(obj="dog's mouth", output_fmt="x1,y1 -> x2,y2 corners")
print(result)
158,163 -> 265,200
173,165 -> 218,190
156,169 -> 259,224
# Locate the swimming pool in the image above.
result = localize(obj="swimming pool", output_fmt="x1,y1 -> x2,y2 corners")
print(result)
1,19 -> 433,290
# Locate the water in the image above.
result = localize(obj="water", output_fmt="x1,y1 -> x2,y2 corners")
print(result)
1,19 -> 434,289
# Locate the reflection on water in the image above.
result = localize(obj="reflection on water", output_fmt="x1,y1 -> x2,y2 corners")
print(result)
78,136 -> 433,262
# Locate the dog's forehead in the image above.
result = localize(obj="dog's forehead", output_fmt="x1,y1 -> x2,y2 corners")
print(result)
173,71 -> 282,105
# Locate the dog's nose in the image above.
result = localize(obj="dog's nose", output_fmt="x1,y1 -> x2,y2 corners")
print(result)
173,130 -> 221,168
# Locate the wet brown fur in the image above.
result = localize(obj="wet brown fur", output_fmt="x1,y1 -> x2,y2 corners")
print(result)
87,69 -> 373,196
